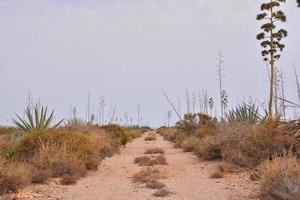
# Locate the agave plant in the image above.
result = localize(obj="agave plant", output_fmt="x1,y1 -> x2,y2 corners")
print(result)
12,104 -> 64,133
225,104 -> 262,125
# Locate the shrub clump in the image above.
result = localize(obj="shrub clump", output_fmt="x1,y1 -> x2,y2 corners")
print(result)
134,155 -> 167,166
145,132 -> 157,141
257,153 -> 300,200
0,162 -> 31,195
144,148 -> 164,154
181,137 -> 200,152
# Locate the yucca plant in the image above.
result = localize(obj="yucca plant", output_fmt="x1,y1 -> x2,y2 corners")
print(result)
12,104 -> 64,133
225,104 -> 262,125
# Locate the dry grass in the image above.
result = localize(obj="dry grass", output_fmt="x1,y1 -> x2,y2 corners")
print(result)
257,153 -> 300,200
181,136 -> 200,152
132,167 -> 167,183
134,155 -> 167,166
144,148 -> 164,154
145,132 -> 157,141
0,162 -> 31,195
30,169 -> 51,184
134,156 -> 151,166
146,180 -> 166,189
209,170 -> 224,179
153,188 -> 171,197
60,174 -> 78,185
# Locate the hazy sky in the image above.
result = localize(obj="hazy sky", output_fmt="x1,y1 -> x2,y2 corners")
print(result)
0,0 -> 299,127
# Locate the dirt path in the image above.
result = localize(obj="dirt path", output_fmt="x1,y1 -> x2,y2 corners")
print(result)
19,133 -> 256,200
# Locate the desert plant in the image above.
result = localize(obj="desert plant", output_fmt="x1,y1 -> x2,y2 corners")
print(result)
257,0 -> 288,118
144,148 -> 164,154
181,137 -> 200,152
257,153 -> 300,200
12,104 -> 64,133
146,180 -> 166,189
153,188 -> 171,197
0,162 -> 31,195
132,167 -> 167,183
225,104 -> 262,125
65,117 -> 85,131
145,132 -> 157,141
210,169 -> 224,179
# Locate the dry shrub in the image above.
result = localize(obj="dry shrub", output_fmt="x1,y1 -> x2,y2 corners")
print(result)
31,141 -> 87,178
257,153 -> 300,200
152,155 -> 167,165
0,139 -> 12,155
100,124 -> 128,146
134,156 -> 151,166
0,162 -> 31,195
145,132 -> 157,141
145,148 -> 164,154
220,162 -> 243,173
194,136 -> 222,160
30,169 -> 51,184
134,155 -> 167,166
123,128 -> 144,140
132,167 -> 167,183
146,180 -> 166,189
210,170 -> 224,179
195,123 -> 298,169
239,124 -> 298,168
60,174 -> 78,185
174,131 -> 187,148
181,137 -> 200,152
158,127 -> 177,142
153,188 -> 171,197
196,125 -> 216,138
15,130 -> 101,171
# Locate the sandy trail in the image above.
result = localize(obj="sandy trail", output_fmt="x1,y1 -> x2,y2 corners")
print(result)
27,133 -> 256,200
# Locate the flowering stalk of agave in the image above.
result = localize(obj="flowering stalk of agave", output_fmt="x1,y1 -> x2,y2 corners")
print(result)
256,0 -> 287,119
13,104 -> 64,133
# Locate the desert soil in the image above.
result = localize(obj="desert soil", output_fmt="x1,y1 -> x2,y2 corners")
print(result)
6,133 -> 258,200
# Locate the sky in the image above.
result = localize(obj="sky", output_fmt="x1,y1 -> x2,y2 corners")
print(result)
0,0 -> 299,127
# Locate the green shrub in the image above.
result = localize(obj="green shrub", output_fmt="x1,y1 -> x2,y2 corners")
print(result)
12,104 -> 64,133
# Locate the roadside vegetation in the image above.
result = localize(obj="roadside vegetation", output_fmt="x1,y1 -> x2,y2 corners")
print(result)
158,110 -> 300,199
0,105 -> 147,195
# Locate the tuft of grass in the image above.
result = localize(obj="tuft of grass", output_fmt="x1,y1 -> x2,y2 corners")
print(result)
145,132 -> 157,141
0,162 -> 31,195
60,174 -> 78,185
257,153 -> 300,200
145,148 -> 164,154
134,156 -> 151,166
181,136 -> 200,152
209,170 -> 224,179
153,188 -> 171,197
30,169 -> 51,184
146,180 -> 166,189
132,167 -> 167,184
134,155 -> 167,166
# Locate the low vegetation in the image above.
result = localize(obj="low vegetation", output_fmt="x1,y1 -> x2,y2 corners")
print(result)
0,121 -> 144,195
158,111 -> 300,199
145,132 -> 157,141
132,167 -> 167,184
153,188 -> 172,197
257,153 -> 300,200
144,148 -> 164,154
134,155 -> 167,166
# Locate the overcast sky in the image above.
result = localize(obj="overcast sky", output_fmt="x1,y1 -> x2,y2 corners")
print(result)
0,0 -> 299,127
